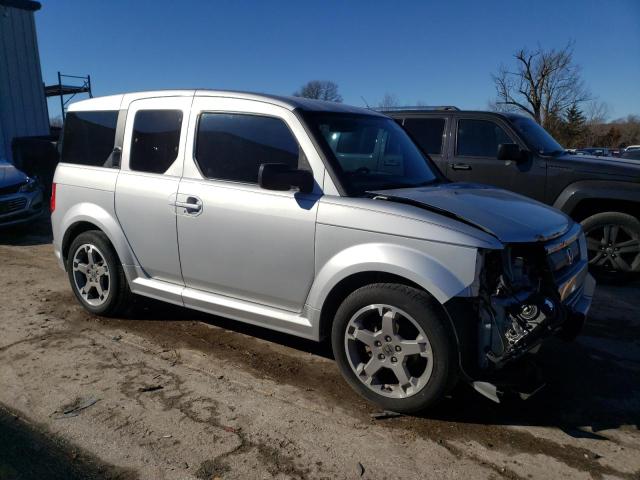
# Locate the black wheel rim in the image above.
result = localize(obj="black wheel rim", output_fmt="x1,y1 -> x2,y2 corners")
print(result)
585,223 -> 640,272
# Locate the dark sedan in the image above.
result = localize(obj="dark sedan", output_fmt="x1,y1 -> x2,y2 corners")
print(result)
0,159 -> 44,227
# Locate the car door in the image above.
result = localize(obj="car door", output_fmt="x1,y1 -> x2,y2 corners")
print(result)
402,116 -> 449,174
115,96 -> 192,284
177,96 -> 322,312
447,116 -> 546,201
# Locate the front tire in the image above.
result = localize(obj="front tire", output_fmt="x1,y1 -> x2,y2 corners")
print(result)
582,212 -> 640,282
331,283 -> 458,414
67,230 -> 132,317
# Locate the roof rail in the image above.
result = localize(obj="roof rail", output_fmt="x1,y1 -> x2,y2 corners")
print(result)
376,106 -> 460,112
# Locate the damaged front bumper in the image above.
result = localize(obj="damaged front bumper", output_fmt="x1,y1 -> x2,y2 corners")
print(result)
472,272 -> 595,403
450,222 -> 596,403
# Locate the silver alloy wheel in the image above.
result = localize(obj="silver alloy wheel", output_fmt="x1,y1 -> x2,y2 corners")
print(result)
72,243 -> 110,307
585,224 -> 640,271
344,304 -> 434,399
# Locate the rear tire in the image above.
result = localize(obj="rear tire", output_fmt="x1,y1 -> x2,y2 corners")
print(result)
581,212 -> 640,283
331,283 -> 458,414
66,230 -> 133,317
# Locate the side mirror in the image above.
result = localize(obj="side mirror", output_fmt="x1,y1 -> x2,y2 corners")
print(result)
497,143 -> 524,162
258,163 -> 314,194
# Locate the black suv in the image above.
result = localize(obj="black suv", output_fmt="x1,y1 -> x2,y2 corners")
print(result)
384,107 -> 640,279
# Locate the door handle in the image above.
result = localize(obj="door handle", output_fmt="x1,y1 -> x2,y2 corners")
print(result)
450,163 -> 472,171
174,196 -> 202,214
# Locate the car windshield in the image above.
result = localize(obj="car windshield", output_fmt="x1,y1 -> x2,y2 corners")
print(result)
301,112 -> 439,195
509,115 -> 565,155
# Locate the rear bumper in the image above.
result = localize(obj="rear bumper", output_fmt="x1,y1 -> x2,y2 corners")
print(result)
54,244 -> 65,271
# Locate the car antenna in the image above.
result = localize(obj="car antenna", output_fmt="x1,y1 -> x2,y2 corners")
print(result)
361,96 -> 371,109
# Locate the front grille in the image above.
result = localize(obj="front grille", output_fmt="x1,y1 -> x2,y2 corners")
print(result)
548,238 -> 581,274
544,225 -> 588,301
0,197 -> 27,215
0,182 -> 24,196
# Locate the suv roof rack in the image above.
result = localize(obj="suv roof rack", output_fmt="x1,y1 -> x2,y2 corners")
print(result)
376,105 -> 460,112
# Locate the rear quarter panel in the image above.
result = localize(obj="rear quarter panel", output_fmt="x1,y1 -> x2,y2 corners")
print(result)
52,164 -> 136,269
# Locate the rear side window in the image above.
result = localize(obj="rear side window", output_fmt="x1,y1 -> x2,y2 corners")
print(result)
195,113 -> 301,183
456,119 -> 512,157
129,110 -> 182,174
61,111 -> 118,166
403,118 -> 446,155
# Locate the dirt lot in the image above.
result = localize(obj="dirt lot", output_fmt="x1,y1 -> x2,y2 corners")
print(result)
0,218 -> 639,480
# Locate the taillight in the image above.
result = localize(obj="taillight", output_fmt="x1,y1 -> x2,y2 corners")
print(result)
50,183 -> 56,213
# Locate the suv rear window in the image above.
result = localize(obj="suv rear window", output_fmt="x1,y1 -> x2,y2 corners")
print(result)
130,110 -> 182,174
403,118 -> 446,154
456,119 -> 512,157
195,113 -> 301,183
61,111 -> 118,166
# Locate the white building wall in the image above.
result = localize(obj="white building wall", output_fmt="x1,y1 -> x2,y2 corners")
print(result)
0,1 -> 49,162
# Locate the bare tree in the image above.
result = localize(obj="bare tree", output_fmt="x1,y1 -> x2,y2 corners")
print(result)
377,93 -> 400,109
585,100 -> 610,125
293,80 -> 343,102
492,42 -> 590,127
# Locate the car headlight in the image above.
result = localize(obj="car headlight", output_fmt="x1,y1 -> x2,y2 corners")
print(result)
19,178 -> 38,193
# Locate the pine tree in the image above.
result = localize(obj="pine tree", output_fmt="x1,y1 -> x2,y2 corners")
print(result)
563,103 -> 587,147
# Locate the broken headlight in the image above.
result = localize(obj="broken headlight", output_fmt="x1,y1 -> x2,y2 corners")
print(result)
478,247 -> 562,367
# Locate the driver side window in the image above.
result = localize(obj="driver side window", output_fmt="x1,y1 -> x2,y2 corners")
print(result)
195,113 -> 306,184
456,119 -> 512,157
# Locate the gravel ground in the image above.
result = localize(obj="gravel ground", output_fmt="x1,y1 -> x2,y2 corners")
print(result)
0,218 -> 639,480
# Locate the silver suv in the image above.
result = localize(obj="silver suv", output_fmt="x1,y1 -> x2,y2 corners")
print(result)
52,90 -> 594,412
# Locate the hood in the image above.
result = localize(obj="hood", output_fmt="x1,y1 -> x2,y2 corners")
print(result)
0,160 -> 28,188
553,153 -> 640,179
370,183 -> 572,244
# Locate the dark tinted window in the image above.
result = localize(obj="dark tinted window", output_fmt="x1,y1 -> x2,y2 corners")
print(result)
61,111 -> 118,166
130,110 -> 182,174
195,113 -> 301,183
456,119 -> 512,157
403,118 -> 446,154
508,115 -> 563,155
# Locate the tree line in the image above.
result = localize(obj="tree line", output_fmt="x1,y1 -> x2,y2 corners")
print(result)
491,41 -> 639,149
289,42 -> 640,150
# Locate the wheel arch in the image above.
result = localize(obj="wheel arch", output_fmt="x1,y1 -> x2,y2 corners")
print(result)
59,203 -> 136,269
317,271 -> 428,340
309,243 -> 479,340
570,198 -> 640,222
553,180 -> 640,220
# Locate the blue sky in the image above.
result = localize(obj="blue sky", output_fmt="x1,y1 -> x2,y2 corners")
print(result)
37,0 -> 640,120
